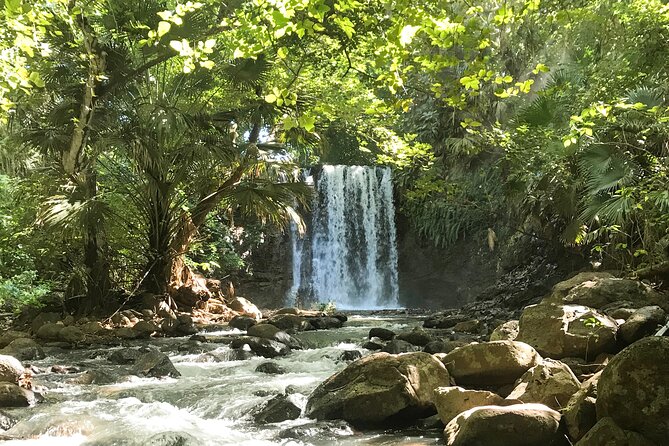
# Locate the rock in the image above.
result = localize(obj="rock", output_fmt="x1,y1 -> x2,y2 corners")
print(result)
339,350 -> 362,362
0,409 -> 17,431
231,337 -> 291,358
31,312 -> 61,334
563,372 -> 601,441
618,306 -> 666,345
423,340 -> 468,354
278,420 -> 355,441
574,417 -> 655,446
160,318 -> 179,335
440,341 -> 542,386
607,307 -> 636,320
146,431 -> 198,446
0,338 -> 44,361
70,369 -> 125,385
381,339 -> 416,354
0,356 -> 24,385
141,309 -> 155,319
115,327 -> 140,339
132,349 -> 181,378
253,394 -> 302,423
175,314 -> 197,336
361,340 -> 384,350
490,320 -> 519,341
434,386 -> 520,424
229,315 -> 257,331
547,276 -> 666,311
276,307 -> 300,315
255,362 -> 286,375
62,315 -> 75,326
517,304 -> 617,360
229,297 -> 262,320
246,324 -> 303,349
506,359 -> 580,410
59,326 -> 85,343
453,320 -> 481,333
305,352 -> 451,426
133,320 -> 158,336
0,331 -> 30,349
0,383 -> 35,407
444,403 -> 568,446
156,300 -> 176,319
368,327 -> 395,341
36,322 -> 63,340
269,314 -> 311,331
111,313 -> 131,327
549,272 -> 615,301
423,313 -> 468,329
108,348 -> 144,365
596,336 -> 669,444
308,316 -> 343,330
80,321 -> 105,335
396,328 -> 433,346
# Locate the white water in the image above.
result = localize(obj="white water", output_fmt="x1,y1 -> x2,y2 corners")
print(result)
1,316 -> 439,446
290,165 -> 400,310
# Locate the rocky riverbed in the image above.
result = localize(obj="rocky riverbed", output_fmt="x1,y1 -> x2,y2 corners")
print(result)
0,272 -> 667,445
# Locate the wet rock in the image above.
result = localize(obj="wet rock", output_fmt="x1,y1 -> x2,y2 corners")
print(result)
596,336 -> 669,444
0,410 -> 17,431
255,362 -> 286,375
195,349 -> 254,362
368,327 -> 395,341
80,321 -> 105,335
507,359 -> 580,410
133,321 -> 159,336
50,365 -> 80,374
146,431 -> 198,446
59,326 -> 85,343
31,312 -> 60,334
246,324 -> 303,349
278,420 -> 355,440
0,331 -> 31,349
108,348 -> 143,365
305,352 -> 451,426
563,372 -> 600,442
228,297 -> 262,320
253,394 -> 302,423
268,314 -> 311,331
132,349 -> 181,378
36,322 -> 63,340
308,316 -> 343,330
70,369 -> 124,385
381,339 -> 416,354
0,338 -> 44,361
396,328 -> 433,346
339,350 -> 362,362
0,383 -> 34,407
574,417 -> 655,446
0,355 -> 25,384
618,306 -> 666,345
444,403 -> 568,446
517,304 -> 617,360
422,340 -> 467,354
230,337 -> 291,358
115,327 -> 140,339
490,320 -> 519,341
453,320 -> 481,333
228,315 -> 256,331
440,341 -> 542,386
434,386 -> 520,424
160,318 -> 179,335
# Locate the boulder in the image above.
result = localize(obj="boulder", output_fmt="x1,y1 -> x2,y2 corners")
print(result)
231,337 -> 291,358
253,394 -> 302,423
339,350 -> 362,362
490,320 -> 519,341
517,304 -> 617,360
434,386 -> 520,424
368,327 -> 395,341
618,306 -> 666,345
0,383 -> 35,407
268,314 -> 312,331
246,324 -> 303,349
131,349 -> 181,378
444,403 -> 568,446
80,321 -> 105,335
276,307 -> 300,315
115,327 -> 140,339
396,328 -> 433,346
361,340 -> 384,350
229,297 -> 262,320
36,322 -> 63,340
440,341 -> 542,386
255,362 -> 286,375
596,336 -> 669,444
453,320 -> 481,333
308,316 -> 343,330
381,339 -> 416,354
549,272 -> 614,301
0,355 -> 24,384
30,312 -> 61,334
59,326 -> 85,343
424,313 -> 469,329
423,340 -> 468,354
0,338 -> 44,361
0,331 -> 30,349
0,409 -> 17,431
574,417 -> 655,446
229,315 -> 257,331
278,420 -> 355,441
132,320 -> 159,336
563,372 -> 601,442
507,359 -> 580,410
305,352 -> 451,426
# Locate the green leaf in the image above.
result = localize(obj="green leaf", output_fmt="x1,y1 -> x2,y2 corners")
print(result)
169,40 -> 182,52
157,21 -> 171,38
399,25 -> 420,47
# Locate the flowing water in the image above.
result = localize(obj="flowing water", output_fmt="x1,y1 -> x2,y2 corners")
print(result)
289,166 -> 400,310
1,315 -> 441,446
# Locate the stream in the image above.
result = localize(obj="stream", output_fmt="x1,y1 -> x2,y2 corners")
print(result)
1,314 -> 442,445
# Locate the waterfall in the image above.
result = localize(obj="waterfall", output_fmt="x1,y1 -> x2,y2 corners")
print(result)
288,165 -> 399,309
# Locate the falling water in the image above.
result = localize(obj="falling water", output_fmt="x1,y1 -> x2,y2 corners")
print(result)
289,165 -> 400,309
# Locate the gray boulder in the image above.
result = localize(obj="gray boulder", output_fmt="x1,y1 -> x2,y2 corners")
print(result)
574,417 -> 654,446
0,355 -> 24,384
563,371 -> 601,442
0,383 -> 34,407
618,305 -> 666,345
507,359 -> 580,410
490,320 -> 519,341
253,394 -> 302,423
0,338 -> 44,361
434,386 -> 520,424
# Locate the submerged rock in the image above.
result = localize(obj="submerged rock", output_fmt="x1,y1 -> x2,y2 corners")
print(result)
253,394 -> 302,424
278,420 -> 355,441
596,336 -> 669,444
440,341 -> 542,386
305,352 -> 451,426
338,350 -> 362,362
230,337 -> 291,358
132,349 -> 181,378
444,403 -> 568,446
255,362 -> 286,375
145,431 -> 198,446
